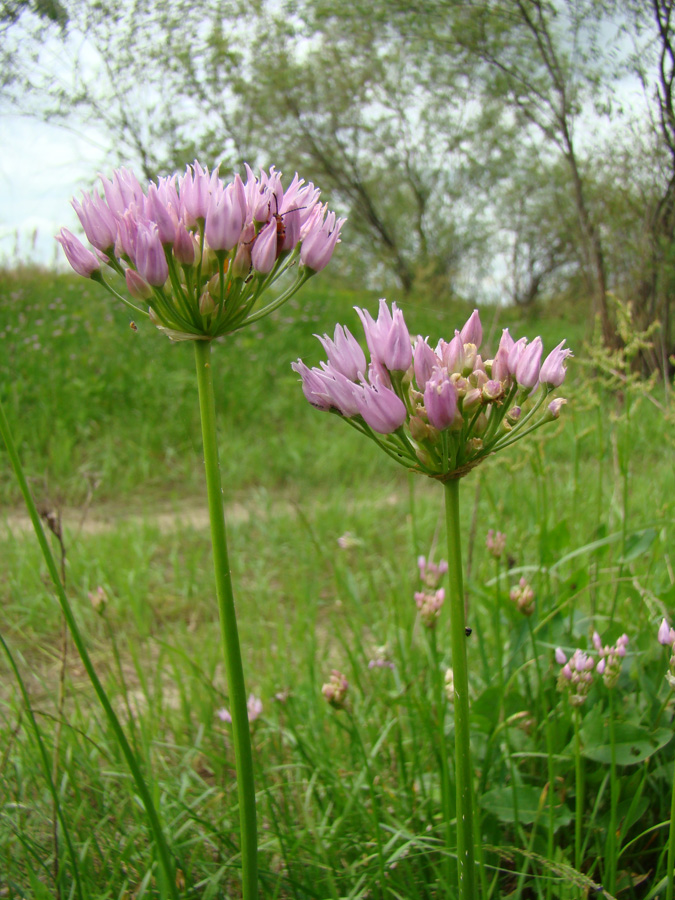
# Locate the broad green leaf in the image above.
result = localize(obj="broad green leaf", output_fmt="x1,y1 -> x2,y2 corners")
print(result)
579,712 -> 672,766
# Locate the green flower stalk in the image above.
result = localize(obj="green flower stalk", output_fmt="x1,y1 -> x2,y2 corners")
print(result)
50,161 -> 345,900
293,302 -> 572,899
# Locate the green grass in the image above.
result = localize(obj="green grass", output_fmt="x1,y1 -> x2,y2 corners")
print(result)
1,266 -> 674,898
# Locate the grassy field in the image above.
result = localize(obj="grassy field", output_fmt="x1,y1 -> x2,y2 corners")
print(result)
1,266 -> 674,898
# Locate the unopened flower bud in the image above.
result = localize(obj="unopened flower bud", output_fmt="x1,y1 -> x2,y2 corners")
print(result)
486,529 -> 506,560
125,267 -> 153,301
322,670 -> 349,709
199,291 -> 216,316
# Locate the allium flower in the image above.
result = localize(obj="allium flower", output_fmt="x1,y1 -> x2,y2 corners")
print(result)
509,577 -> 535,616
594,633 -> 629,689
57,163 -> 344,340
55,228 -> 102,278
293,302 -> 571,480
485,529 -> 506,560
322,670 -> 349,709
415,589 -> 445,628
556,647 -> 595,706
658,617 -> 675,646
539,341 -> 574,388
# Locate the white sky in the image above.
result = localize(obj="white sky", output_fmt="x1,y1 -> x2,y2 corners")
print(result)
0,113 -> 110,267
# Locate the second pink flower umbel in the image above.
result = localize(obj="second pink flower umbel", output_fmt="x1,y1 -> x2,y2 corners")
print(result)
57,163 -> 345,340
293,302 -> 572,480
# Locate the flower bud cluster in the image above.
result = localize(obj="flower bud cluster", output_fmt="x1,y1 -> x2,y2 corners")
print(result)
510,577 -> 535,616
293,302 -> 571,479
57,163 -> 345,341
592,631 -> 629,688
658,618 -> 675,688
555,647 -> 595,706
322,670 -> 349,709
415,589 -> 445,629
486,529 -> 506,560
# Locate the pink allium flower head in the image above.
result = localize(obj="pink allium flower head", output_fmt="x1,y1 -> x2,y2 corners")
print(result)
295,300 -> 571,481
354,380 -> 407,434
485,529 -> 506,560
460,309 -> 483,348
216,707 -> 232,723
424,366 -> 458,430
515,336 -> 543,390
251,218 -> 278,273
539,340 -> 573,388
415,588 -> 445,627
316,325 -> 366,382
56,228 -> 101,277
72,193 -> 118,252
414,337 -> 440,389
135,222 -> 168,286
322,670 -> 349,709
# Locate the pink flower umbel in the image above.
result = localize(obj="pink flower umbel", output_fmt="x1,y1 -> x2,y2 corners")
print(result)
57,163 -> 345,340
509,577 -> 535,616
556,647 -> 595,706
322,670 -> 349,709
593,633 -> 629,688
292,302 -> 571,480
485,529 -> 506,560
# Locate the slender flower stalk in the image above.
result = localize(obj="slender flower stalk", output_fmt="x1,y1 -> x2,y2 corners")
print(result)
445,479 -> 477,896
195,340 -> 257,897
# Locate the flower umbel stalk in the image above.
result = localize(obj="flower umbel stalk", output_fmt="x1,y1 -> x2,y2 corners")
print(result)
444,479 -> 477,899
194,340 -> 257,900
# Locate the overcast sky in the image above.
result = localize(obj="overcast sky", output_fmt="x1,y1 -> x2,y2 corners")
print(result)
0,112 -> 110,267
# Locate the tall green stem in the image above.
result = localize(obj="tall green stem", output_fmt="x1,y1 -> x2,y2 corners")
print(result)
574,708 -> 584,872
194,340 -> 257,900
444,479 -> 477,899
